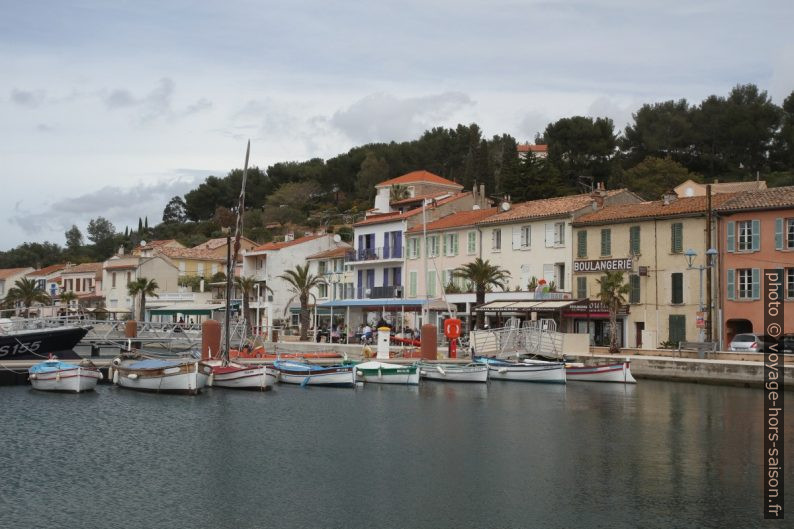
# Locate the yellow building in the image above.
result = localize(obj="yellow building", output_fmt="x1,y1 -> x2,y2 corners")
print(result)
571,193 -> 734,349
142,246 -> 227,279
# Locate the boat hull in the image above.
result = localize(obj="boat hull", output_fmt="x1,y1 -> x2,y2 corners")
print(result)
566,362 -> 637,383
0,326 -> 87,360
356,367 -> 420,385
277,368 -> 356,387
114,360 -> 211,395
420,364 -> 488,383
477,358 -> 566,384
29,366 -> 102,392
209,364 -> 277,390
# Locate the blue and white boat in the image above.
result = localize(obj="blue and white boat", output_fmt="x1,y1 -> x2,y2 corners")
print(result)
28,358 -> 102,393
475,356 -> 566,384
273,360 -> 356,387
111,354 -> 211,395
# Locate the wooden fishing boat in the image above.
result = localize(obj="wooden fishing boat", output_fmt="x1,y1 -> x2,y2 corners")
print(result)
273,360 -> 356,387
355,361 -> 420,385
111,355 -> 211,395
28,358 -> 102,392
230,347 -> 342,361
475,356 -> 566,384
419,362 -> 488,383
565,361 -> 637,383
203,359 -> 277,391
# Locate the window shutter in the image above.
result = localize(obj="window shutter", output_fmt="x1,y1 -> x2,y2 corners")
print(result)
726,221 -> 735,253
751,220 -> 760,251
671,223 -> 683,253
601,229 -> 611,256
512,226 -> 521,250
775,218 -> 784,250
726,269 -> 735,300
629,274 -> 640,303
576,277 -> 587,299
751,268 -> 760,299
452,234 -> 458,255
409,271 -> 417,297
468,231 -> 476,254
671,273 -> 683,304
427,271 -> 435,297
669,315 -> 686,345
443,235 -> 448,256
545,224 -> 554,248
630,226 -> 640,255
577,231 -> 587,258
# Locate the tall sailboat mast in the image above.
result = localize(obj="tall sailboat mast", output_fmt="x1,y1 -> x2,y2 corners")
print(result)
224,140 -> 250,361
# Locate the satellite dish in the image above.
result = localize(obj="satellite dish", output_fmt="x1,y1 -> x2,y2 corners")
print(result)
500,202 -> 511,212
140,240 -> 147,246
333,234 -> 342,243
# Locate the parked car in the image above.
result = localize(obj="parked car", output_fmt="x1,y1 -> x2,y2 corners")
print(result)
729,333 -> 775,352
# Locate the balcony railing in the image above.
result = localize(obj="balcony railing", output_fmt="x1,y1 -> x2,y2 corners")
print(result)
346,246 -> 403,262
333,285 -> 404,300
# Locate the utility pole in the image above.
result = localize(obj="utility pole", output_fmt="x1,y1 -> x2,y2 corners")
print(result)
706,184 -> 713,343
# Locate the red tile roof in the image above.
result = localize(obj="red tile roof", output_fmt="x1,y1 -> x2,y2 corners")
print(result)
354,192 -> 471,226
714,185 -> 794,212
517,143 -> 548,153
407,207 -> 498,234
306,245 -> 352,260
0,267 -> 32,280
138,239 -> 181,250
251,233 -> 326,252
62,262 -> 103,274
192,236 -> 257,250
156,246 -> 227,261
478,191 -> 628,225
575,193 -> 737,225
376,170 -> 463,189
27,263 -> 67,277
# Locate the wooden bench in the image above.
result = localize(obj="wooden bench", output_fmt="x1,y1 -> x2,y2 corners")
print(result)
678,341 -> 718,359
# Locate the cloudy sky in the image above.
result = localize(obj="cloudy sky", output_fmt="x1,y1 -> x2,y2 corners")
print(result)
2,0 -> 792,250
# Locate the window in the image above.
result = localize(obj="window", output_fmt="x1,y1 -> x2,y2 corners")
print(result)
444,233 -> 459,256
668,315 -> 686,345
671,223 -> 683,254
726,268 -> 760,300
788,220 -> 794,249
197,263 -> 204,277
126,271 -> 131,284
318,283 -> 328,298
554,222 -> 565,245
427,271 -> 436,297
737,268 -> 753,299
467,231 -> 477,254
179,261 -> 186,274
600,229 -> 611,256
671,273 -> 683,304
521,225 -> 531,248
407,237 -> 420,259
737,221 -> 752,252
576,277 -> 587,299
491,229 -> 501,251
577,231 -> 587,258
629,226 -> 641,255
629,274 -> 640,304
318,261 -> 327,275
112,272 -> 116,288
409,271 -> 417,298
787,268 -> 794,299
427,236 -> 439,257
212,263 -> 218,276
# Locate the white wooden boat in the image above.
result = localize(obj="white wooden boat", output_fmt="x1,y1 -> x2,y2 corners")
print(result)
28,359 -> 102,392
565,361 -> 636,383
476,356 -> 566,384
274,360 -> 356,387
111,355 -> 211,395
355,361 -> 420,385
204,360 -> 277,391
419,362 -> 488,383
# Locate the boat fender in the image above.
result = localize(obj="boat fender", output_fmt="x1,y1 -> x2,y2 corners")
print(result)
498,368 -> 508,374
128,373 -> 138,380
112,357 -> 121,367
112,369 -> 119,384
436,366 -> 446,376
98,371 -> 104,381
356,371 -> 363,377
207,373 -> 214,387
29,374 -> 36,380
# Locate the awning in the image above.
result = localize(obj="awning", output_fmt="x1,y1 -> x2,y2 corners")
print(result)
474,299 -> 579,313
317,298 -> 448,311
150,303 -> 229,316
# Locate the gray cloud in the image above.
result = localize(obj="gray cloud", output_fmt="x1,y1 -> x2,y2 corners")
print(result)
330,92 -> 474,143
36,123 -> 54,133
103,78 -> 210,122
105,89 -> 137,108
517,111 -> 551,142
10,89 -> 46,108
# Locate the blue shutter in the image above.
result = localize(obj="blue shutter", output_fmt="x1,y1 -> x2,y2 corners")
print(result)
751,268 -> 760,300
775,218 -> 783,250
751,220 -> 760,251
726,269 -> 735,300
726,221 -> 735,253
383,268 -> 389,287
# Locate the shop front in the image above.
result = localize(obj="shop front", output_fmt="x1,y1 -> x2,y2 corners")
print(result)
562,300 -> 629,347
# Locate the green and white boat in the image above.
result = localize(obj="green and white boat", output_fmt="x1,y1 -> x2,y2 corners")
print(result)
355,361 -> 420,385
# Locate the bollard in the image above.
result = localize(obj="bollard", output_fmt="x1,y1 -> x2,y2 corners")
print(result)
124,320 -> 140,351
420,324 -> 438,360
376,327 -> 391,359
202,320 -> 221,361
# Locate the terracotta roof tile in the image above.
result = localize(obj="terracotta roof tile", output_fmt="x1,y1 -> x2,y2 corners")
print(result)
27,263 -> 67,277
0,267 -> 33,280
389,192 -> 439,206
138,239 -> 181,250
192,236 -> 257,250
376,170 -> 463,189
251,233 -> 326,252
306,245 -> 352,260
478,191 -> 628,225
575,193 -> 737,225
516,143 -> 548,153
715,185 -> 794,212
354,192 -> 471,227
62,262 -> 103,274
407,208 -> 498,233
156,246 -> 227,261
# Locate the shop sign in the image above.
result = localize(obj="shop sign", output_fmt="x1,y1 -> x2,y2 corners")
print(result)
573,258 -> 633,273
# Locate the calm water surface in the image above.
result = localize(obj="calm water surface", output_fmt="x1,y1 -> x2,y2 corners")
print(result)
0,380 -> 790,529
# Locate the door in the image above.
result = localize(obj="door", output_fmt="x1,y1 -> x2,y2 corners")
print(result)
669,315 -> 686,345
635,322 -> 644,348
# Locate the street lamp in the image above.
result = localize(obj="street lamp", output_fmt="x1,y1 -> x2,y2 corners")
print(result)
684,248 -> 717,342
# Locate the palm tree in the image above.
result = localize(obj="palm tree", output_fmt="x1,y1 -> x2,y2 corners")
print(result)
60,291 -> 78,312
596,271 -> 630,354
234,276 -> 272,333
4,277 -> 51,316
127,277 -> 159,322
454,258 -> 510,329
390,184 -> 411,201
278,264 -> 324,341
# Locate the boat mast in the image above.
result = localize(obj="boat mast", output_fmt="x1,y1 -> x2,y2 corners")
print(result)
223,140 -> 250,362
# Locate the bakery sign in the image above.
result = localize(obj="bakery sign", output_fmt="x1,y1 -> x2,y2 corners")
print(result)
573,258 -> 633,273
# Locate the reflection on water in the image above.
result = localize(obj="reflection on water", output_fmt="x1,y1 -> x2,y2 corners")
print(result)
0,380 -> 790,529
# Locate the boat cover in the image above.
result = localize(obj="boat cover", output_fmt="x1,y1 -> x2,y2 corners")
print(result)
29,360 -> 79,373
126,358 -> 183,369
273,360 -> 349,372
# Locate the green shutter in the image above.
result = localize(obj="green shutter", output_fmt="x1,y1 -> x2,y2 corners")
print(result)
629,274 -> 640,303
751,268 -> 760,299
452,234 -> 458,256
726,221 -> 735,253
577,231 -> 587,258
600,229 -> 611,256
576,277 -> 587,299
671,223 -> 683,253
468,231 -> 476,254
775,218 -> 784,250
427,271 -> 435,297
751,220 -> 760,251
630,226 -> 640,255
669,315 -> 686,345
671,273 -> 683,304
726,269 -> 735,300
409,272 -> 417,297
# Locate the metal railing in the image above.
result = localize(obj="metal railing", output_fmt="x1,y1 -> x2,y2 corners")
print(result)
470,317 -> 563,358
346,246 -> 403,262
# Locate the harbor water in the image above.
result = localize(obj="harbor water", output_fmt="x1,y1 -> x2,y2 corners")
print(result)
0,380 -> 790,528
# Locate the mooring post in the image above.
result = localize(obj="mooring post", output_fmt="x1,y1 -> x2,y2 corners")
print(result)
202,320 -> 221,361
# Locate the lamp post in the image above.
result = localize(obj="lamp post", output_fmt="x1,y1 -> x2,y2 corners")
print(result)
254,282 -> 261,337
684,248 -> 717,342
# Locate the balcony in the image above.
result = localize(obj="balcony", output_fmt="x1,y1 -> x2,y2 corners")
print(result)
335,285 -> 404,300
346,246 -> 403,263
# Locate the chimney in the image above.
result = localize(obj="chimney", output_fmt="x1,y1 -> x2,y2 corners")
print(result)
284,232 -> 294,242
117,245 -> 125,255
479,184 -> 486,206
662,190 -> 677,205
589,181 -> 607,209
